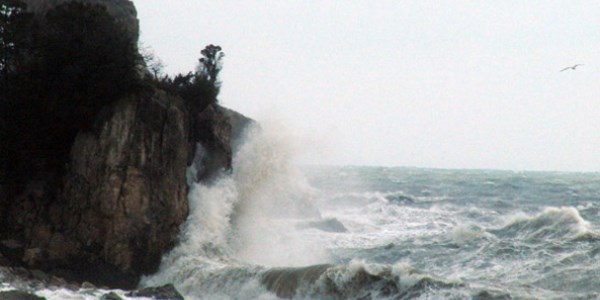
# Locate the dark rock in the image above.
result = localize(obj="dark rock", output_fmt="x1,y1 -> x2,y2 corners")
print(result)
473,290 -> 512,300
384,194 -> 415,204
217,105 -> 255,152
48,275 -> 66,287
60,92 -> 191,281
0,291 -> 46,300
127,284 -> 184,300
192,104 -> 233,182
0,89 -> 254,289
21,249 -> 43,267
190,104 -> 254,182
100,292 -> 124,300
9,267 -> 29,278
0,90 -> 192,288
65,283 -> 79,291
30,270 -> 49,283
80,281 -> 96,289
0,1 -> 254,285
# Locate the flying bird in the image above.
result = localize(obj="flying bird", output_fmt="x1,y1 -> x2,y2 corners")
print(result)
560,64 -> 583,72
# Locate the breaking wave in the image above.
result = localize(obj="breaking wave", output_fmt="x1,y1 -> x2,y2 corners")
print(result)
137,124 -> 600,300
491,206 -> 596,241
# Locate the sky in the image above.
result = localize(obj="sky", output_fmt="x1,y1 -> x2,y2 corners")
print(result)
135,1 -> 600,172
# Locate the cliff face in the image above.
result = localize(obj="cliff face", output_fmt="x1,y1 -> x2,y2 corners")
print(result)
0,89 -> 253,288
61,91 -> 190,277
1,90 -> 190,287
191,105 -> 254,182
0,0 -> 255,288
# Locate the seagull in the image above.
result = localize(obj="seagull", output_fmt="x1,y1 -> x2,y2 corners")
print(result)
560,64 -> 583,72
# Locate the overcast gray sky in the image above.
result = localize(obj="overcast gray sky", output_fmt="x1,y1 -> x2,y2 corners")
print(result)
136,1 -> 600,172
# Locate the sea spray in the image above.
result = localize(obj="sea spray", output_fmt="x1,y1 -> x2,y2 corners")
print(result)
142,152 -> 600,299
142,123 -> 327,298
230,125 -> 325,267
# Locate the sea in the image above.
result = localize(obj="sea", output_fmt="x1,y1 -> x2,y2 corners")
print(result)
2,126 -> 600,299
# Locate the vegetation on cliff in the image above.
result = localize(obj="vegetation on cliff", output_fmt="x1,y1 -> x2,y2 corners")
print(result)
154,44 -> 225,114
0,0 -> 224,185
1,1 -> 139,185
0,0 -> 246,289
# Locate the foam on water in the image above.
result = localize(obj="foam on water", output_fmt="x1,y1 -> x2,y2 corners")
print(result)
142,124 -> 329,299
493,206 -> 594,241
6,124 -> 600,299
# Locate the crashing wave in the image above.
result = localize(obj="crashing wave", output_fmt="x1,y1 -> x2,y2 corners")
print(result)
490,207 -> 595,241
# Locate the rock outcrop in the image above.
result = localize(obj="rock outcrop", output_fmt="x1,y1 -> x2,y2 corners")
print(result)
190,104 -> 254,182
1,90 -> 192,288
58,90 -> 191,283
0,290 -> 46,300
0,89 -> 253,288
0,0 -> 255,289
126,284 -> 184,300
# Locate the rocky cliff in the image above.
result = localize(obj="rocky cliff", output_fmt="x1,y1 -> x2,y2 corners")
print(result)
0,88 -> 253,288
0,0 -> 254,289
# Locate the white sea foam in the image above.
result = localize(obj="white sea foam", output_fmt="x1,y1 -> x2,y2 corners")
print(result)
451,223 -> 496,246
143,122 -> 327,298
497,206 -> 594,241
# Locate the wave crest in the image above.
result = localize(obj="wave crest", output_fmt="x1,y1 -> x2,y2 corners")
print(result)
491,207 -> 594,241
262,261 -> 460,299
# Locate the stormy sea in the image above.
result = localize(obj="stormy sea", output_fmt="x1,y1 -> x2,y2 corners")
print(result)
3,126 -> 600,299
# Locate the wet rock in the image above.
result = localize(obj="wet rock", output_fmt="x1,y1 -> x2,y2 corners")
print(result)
21,249 -> 43,267
0,1 -> 253,285
29,281 -> 45,291
65,282 -> 80,291
48,275 -> 66,287
127,284 -> 184,300
100,292 -> 124,300
473,290 -> 513,300
190,104 -> 254,183
0,291 -> 46,300
384,194 -> 415,204
9,267 -> 29,278
59,93 -> 191,283
80,281 -> 96,289
30,270 -> 49,283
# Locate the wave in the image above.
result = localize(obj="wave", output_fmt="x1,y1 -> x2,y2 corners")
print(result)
317,190 -> 449,212
451,224 -> 496,246
490,207 -> 595,242
262,261 -> 460,300
141,123 -> 467,299
142,124 -> 330,298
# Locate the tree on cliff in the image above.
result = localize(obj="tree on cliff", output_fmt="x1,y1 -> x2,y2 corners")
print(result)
139,43 -> 165,80
197,44 -> 224,89
154,44 -> 224,113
